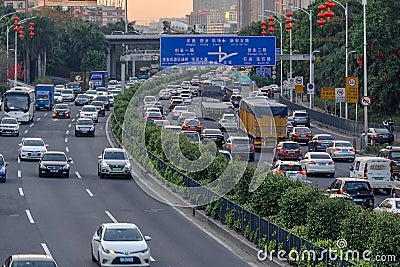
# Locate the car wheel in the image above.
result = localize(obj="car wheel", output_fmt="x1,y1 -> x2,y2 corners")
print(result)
65,171 -> 70,178
75,132 -> 78,137
38,171 -> 43,178
392,190 -> 397,198
92,132 -> 95,137
328,173 -> 335,178
0,178 -> 5,183
16,132 -> 19,137
305,168 -> 311,177
100,173 -> 105,179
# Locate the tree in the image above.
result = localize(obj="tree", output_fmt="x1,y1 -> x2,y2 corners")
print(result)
80,50 -> 107,71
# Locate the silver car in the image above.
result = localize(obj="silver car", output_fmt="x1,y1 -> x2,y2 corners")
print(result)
98,148 -> 132,179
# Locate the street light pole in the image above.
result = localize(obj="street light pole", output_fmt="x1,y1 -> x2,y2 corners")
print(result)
363,0 -> 368,146
348,50 -> 357,120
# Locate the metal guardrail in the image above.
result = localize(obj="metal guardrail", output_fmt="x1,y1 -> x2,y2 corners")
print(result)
111,113 -> 354,267
7,79 -> 34,89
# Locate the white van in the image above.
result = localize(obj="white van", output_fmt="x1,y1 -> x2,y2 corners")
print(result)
349,156 -> 393,194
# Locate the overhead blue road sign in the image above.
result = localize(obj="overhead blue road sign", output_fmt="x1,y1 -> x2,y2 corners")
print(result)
160,35 -> 276,67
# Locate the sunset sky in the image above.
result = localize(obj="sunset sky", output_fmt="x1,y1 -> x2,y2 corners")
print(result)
127,0 -> 193,25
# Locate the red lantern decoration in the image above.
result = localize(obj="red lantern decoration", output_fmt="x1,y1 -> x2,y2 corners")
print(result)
285,18 -> 293,24
29,31 -> 34,37
324,10 -> 335,21
318,12 -> 326,19
317,19 -> 327,27
285,11 -> 293,17
268,17 -> 274,22
261,21 -> 267,36
325,0 -> 335,9
285,11 -> 293,31
268,27 -> 274,33
318,4 -> 326,11
29,22 -> 35,38
285,24 -> 293,30
13,16 -> 19,22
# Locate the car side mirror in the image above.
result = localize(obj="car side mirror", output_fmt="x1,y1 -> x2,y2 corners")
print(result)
129,156 -> 133,160
98,155 -> 102,160
18,122 -> 21,125
45,144 -> 50,147
349,165 -> 354,171
93,236 -> 101,242
18,144 -> 22,147
144,236 -> 152,241
67,158 -> 73,163
326,188 -> 332,193
5,162 -> 9,166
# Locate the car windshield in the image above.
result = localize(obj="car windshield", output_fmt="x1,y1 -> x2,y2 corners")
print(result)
54,92 -> 61,96
42,153 -> 67,161
343,181 -> 371,192
55,104 -> 68,109
232,139 -> 249,145
183,132 -> 199,142
335,142 -> 352,147
294,112 -> 308,117
309,153 -> 331,159
374,128 -> 390,134
389,151 -> 400,159
23,140 -> 44,146
95,96 -> 107,101
82,107 -> 96,112
77,120 -> 93,125
280,164 -> 302,171
144,96 -> 156,102
62,89 -> 73,94
204,129 -> 222,135
186,119 -> 200,125
175,106 -> 188,111
91,102 -> 103,106
282,143 -> 299,149
11,261 -> 57,267
103,228 -> 143,241
295,127 -> 310,133
1,118 -> 17,124
77,95 -> 88,99
396,201 -> 400,209
104,151 -> 126,160
318,135 -> 334,140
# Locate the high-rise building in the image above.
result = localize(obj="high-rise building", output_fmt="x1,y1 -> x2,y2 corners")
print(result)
238,0 -> 312,30
193,0 -> 237,14
187,9 -> 223,33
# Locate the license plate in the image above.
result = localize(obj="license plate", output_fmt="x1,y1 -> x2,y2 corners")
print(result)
112,168 -> 121,171
374,177 -> 384,180
343,149 -> 348,152
301,134 -> 306,137
383,135 -> 388,138
81,130 -> 87,133
50,169 -> 58,173
318,163 -> 326,166
31,153 -> 38,156
353,198 -> 363,202
120,257 -> 133,263
58,112 -> 63,115
288,151 -> 295,154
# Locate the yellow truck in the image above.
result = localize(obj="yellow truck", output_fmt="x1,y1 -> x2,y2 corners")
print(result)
239,97 -> 287,151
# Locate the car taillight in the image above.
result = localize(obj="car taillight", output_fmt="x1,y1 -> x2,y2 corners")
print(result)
298,170 -> 306,175
339,188 -> 345,194
293,133 -> 299,137
328,161 -> 334,165
350,148 -> 355,152
307,133 -> 312,137
229,144 -> 233,150
309,161 -> 316,165
317,141 -> 322,145
363,170 -> 367,179
333,148 -> 340,151
276,170 -> 284,175
251,144 -> 255,151
197,124 -> 201,127
374,134 -> 380,138
146,117 -> 151,121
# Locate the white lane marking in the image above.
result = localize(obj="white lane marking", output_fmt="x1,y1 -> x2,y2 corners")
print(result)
17,170 -> 21,178
105,211 -> 118,223
66,147 -> 69,152
306,180 -> 312,184
75,114 -> 79,117
75,171 -> 81,179
150,256 -> 156,262
44,113 -> 48,116
65,138 -> 68,143
37,118 -> 41,121
66,130 -> 69,135
17,157 -> 20,164
68,124 -> 71,128
86,189 -> 94,197
24,129 -> 28,134
25,210 -> 35,224
30,123 -> 34,127
71,118 -> 75,122
41,243 -> 53,257
18,188 -> 24,196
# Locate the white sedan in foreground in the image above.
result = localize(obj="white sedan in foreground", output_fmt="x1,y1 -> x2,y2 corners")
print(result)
91,223 -> 151,267
301,152 -> 335,177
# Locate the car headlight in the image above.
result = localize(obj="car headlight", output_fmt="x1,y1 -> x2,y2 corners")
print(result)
140,247 -> 149,253
90,127 -> 95,131
102,246 -> 115,254
0,167 -> 5,172
102,162 -> 110,168
62,164 -> 69,170
125,162 -> 131,169
39,163 -> 46,169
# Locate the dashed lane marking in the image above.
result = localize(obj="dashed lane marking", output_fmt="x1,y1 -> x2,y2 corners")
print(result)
75,171 -> 81,179
25,210 -> 35,224
37,118 -> 41,121
24,130 -> 28,134
86,189 -> 94,197
17,170 -> 21,178
65,138 -> 68,143
41,243 -> 53,257
44,113 -> 48,116
66,147 -> 69,152
18,188 -> 24,196
68,124 -> 71,128
66,130 -> 69,135
30,123 -> 34,127
105,211 -> 118,223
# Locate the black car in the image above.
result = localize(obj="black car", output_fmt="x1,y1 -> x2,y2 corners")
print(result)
308,134 -> 334,152
38,151 -> 72,178
363,128 -> 394,145
200,128 -> 225,147
230,95 -> 242,108
169,99 -> 184,112
75,118 -> 95,137
326,178 -> 375,209
52,104 -> 70,119
91,100 -> 106,116
93,95 -> 110,111
74,94 -> 90,106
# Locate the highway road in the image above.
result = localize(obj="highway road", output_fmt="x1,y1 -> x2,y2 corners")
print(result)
0,104 -> 256,267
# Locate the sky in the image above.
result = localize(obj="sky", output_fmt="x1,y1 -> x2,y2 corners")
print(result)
128,0 -> 193,25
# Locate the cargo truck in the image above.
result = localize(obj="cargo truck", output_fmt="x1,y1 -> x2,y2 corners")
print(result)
88,71 -> 108,90
201,100 -> 233,121
239,97 -> 288,151
35,84 -> 54,111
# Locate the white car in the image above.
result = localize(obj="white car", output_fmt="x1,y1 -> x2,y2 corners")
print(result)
54,91 -> 63,103
61,89 -> 74,101
270,160 -> 307,182
301,152 -> 335,177
180,93 -> 192,104
85,90 -> 98,101
373,198 -> 400,215
80,105 -> 99,123
18,137 -> 48,160
110,89 -> 121,97
0,117 -> 20,136
171,106 -> 188,120
54,84 -> 65,92
91,223 -> 151,267
325,140 -> 356,161
143,95 -> 156,106
107,95 -> 114,107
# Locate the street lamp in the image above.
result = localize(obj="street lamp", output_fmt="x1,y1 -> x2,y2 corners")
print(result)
283,4 -> 313,108
362,0 -> 368,147
348,50 -> 357,121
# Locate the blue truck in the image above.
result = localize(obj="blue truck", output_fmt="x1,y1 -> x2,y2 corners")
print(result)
88,71 -> 108,90
35,84 -> 54,111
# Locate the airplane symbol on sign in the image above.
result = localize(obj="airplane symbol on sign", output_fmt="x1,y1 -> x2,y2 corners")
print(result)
208,47 -> 238,63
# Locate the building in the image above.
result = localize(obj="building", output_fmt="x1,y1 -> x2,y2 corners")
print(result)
186,9 -> 223,33
80,6 -> 125,26
3,0 -> 36,13
237,0 -> 312,30
193,0 -> 237,14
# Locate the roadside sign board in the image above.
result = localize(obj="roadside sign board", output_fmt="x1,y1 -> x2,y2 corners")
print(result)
361,96 -> 371,106
160,36 -> 276,67
295,85 -> 304,93
321,87 -> 335,100
335,88 -> 346,102
345,77 -> 359,103
307,83 -> 314,94
295,76 -> 303,85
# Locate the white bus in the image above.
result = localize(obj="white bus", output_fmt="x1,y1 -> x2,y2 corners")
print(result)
2,87 -> 35,123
